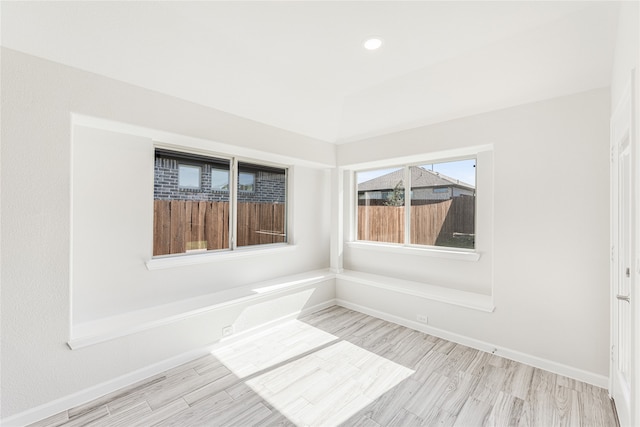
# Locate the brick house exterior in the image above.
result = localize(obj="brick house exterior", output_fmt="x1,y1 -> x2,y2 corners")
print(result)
154,151 -> 286,203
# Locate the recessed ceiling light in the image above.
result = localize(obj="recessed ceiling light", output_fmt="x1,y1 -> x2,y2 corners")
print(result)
363,37 -> 383,51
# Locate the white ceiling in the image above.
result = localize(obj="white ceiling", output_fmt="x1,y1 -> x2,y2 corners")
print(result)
1,1 -> 620,144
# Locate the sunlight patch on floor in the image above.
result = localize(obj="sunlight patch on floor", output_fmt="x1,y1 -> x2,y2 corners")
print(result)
246,340 -> 415,426
210,320 -> 337,378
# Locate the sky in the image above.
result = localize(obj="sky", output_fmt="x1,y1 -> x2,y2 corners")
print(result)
356,159 -> 476,187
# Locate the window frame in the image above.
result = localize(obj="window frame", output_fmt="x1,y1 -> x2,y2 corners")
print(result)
354,155 -> 477,253
152,147 -> 290,260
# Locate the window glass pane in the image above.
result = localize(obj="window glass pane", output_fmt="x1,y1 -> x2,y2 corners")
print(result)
153,150 -> 230,255
211,168 -> 230,191
178,165 -> 201,188
410,159 -> 476,249
238,172 -> 255,192
237,162 -> 286,247
357,167 -> 405,243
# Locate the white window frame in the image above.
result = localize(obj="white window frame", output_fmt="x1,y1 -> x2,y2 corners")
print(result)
150,147 -> 290,266
353,154 -> 478,257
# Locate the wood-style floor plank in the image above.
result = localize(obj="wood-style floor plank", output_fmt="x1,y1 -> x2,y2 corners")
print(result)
453,396 -> 492,426
59,405 -> 109,427
87,401 -> 152,427
129,399 -> 189,427
485,391 -> 524,426
26,411 -> 69,427
154,391 -> 236,427
28,306 -> 618,427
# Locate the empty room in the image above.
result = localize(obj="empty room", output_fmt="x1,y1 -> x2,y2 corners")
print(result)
1,1 -> 639,426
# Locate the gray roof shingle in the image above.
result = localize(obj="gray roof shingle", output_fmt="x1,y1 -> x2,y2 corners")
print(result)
358,166 -> 474,192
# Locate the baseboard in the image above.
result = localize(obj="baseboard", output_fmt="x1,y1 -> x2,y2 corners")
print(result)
1,299 -> 336,427
336,298 -> 609,389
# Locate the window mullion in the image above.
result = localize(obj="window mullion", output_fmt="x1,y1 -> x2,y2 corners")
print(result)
230,159 -> 238,250
352,170 -> 358,243
404,165 -> 411,245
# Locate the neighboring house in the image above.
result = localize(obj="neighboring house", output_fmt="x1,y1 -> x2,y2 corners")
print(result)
358,166 -> 475,205
154,149 -> 286,203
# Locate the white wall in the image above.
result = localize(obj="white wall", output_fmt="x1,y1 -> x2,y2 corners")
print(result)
611,1 -> 639,112
0,48 -> 335,419
337,88 -> 611,378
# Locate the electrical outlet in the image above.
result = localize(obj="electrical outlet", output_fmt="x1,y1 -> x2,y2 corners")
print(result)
417,314 -> 428,324
222,325 -> 234,337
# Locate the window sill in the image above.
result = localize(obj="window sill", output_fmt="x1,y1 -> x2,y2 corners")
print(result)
146,244 -> 296,270
345,241 -> 480,262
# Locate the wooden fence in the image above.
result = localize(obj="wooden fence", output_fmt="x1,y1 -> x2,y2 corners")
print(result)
153,200 -> 285,256
358,197 -> 475,247
358,206 -> 405,243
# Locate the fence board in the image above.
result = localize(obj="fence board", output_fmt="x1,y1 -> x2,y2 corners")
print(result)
258,204 -> 268,245
185,201 -> 193,249
196,201 -> 206,247
169,200 -> 184,254
154,200 -> 171,255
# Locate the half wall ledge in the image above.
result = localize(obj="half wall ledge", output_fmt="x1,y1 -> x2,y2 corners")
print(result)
67,269 -> 335,350
68,268 -> 494,350
337,269 -> 495,312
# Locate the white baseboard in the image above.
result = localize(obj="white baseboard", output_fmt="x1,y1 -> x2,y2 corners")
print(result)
336,299 -> 609,389
1,299 -> 336,427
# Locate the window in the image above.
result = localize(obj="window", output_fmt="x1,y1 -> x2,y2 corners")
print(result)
238,172 -> 255,192
356,158 -> 476,250
153,149 -> 287,257
178,164 -> 201,189
211,168 -> 230,191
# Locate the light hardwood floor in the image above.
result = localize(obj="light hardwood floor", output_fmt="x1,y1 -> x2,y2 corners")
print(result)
30,306 -> 618,427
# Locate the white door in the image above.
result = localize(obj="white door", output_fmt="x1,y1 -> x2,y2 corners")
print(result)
611,75 -> 635,427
